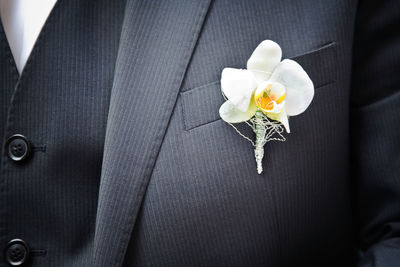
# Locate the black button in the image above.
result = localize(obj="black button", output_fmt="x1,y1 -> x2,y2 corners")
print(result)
4,239 -> 30,266
6,134 -> 31,162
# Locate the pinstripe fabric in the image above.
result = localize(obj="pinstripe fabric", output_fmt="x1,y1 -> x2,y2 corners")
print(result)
121,1 -> 357,266
93,1 -> 212,265
0,22 -> 19,266
0,23 -> 18,170
120,1 -> 400,266
351,0 -> 400,266
0,0 -> 399,266
0,0 -> 125,266
181,43 -> 338,131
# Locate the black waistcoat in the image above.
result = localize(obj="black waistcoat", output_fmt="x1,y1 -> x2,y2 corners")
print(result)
0,0 -> 125,266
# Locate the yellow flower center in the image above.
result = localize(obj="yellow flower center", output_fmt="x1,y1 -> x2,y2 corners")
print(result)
254,83 -> 286,112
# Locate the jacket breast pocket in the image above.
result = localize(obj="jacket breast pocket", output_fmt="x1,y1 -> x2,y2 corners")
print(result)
180,42 -> 337,131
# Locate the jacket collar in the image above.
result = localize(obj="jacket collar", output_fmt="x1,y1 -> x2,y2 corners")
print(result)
93,0 -> 212,265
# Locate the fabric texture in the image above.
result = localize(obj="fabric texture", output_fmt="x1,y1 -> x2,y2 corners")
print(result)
351,0 -> 400,266
0,0 -> 399,266
0,0 -> 125,266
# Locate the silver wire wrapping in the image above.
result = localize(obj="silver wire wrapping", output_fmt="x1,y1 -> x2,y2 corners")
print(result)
227,110 -> 286,174
221,89 -> 286,174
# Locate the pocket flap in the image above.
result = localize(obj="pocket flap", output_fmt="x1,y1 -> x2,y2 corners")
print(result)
181,42 -> 337,131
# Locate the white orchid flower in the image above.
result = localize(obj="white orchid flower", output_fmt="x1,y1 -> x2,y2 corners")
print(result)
219,40 -> 314,133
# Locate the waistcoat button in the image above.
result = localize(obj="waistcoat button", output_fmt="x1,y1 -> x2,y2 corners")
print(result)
6,134 -> 31,162
4,239 -> 30,266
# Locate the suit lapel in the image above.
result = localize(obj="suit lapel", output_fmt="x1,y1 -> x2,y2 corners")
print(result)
93,0 -> 212,265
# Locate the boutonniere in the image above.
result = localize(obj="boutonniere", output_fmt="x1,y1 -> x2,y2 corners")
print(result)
219,40 -> 314,174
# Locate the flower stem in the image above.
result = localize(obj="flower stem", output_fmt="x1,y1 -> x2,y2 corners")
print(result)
254,110 -> 265,174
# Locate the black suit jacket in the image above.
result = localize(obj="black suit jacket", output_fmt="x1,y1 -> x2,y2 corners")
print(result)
1,0 -> 399,266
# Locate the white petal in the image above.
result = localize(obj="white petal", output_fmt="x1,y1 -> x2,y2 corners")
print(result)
221,68 -> 256,112
263,102 -> 290,133
249,70 -> 270,85
219,100 -> 257,123
247,40 -> 282,82
277,109 -> 290,133
269,59 -> 314,116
